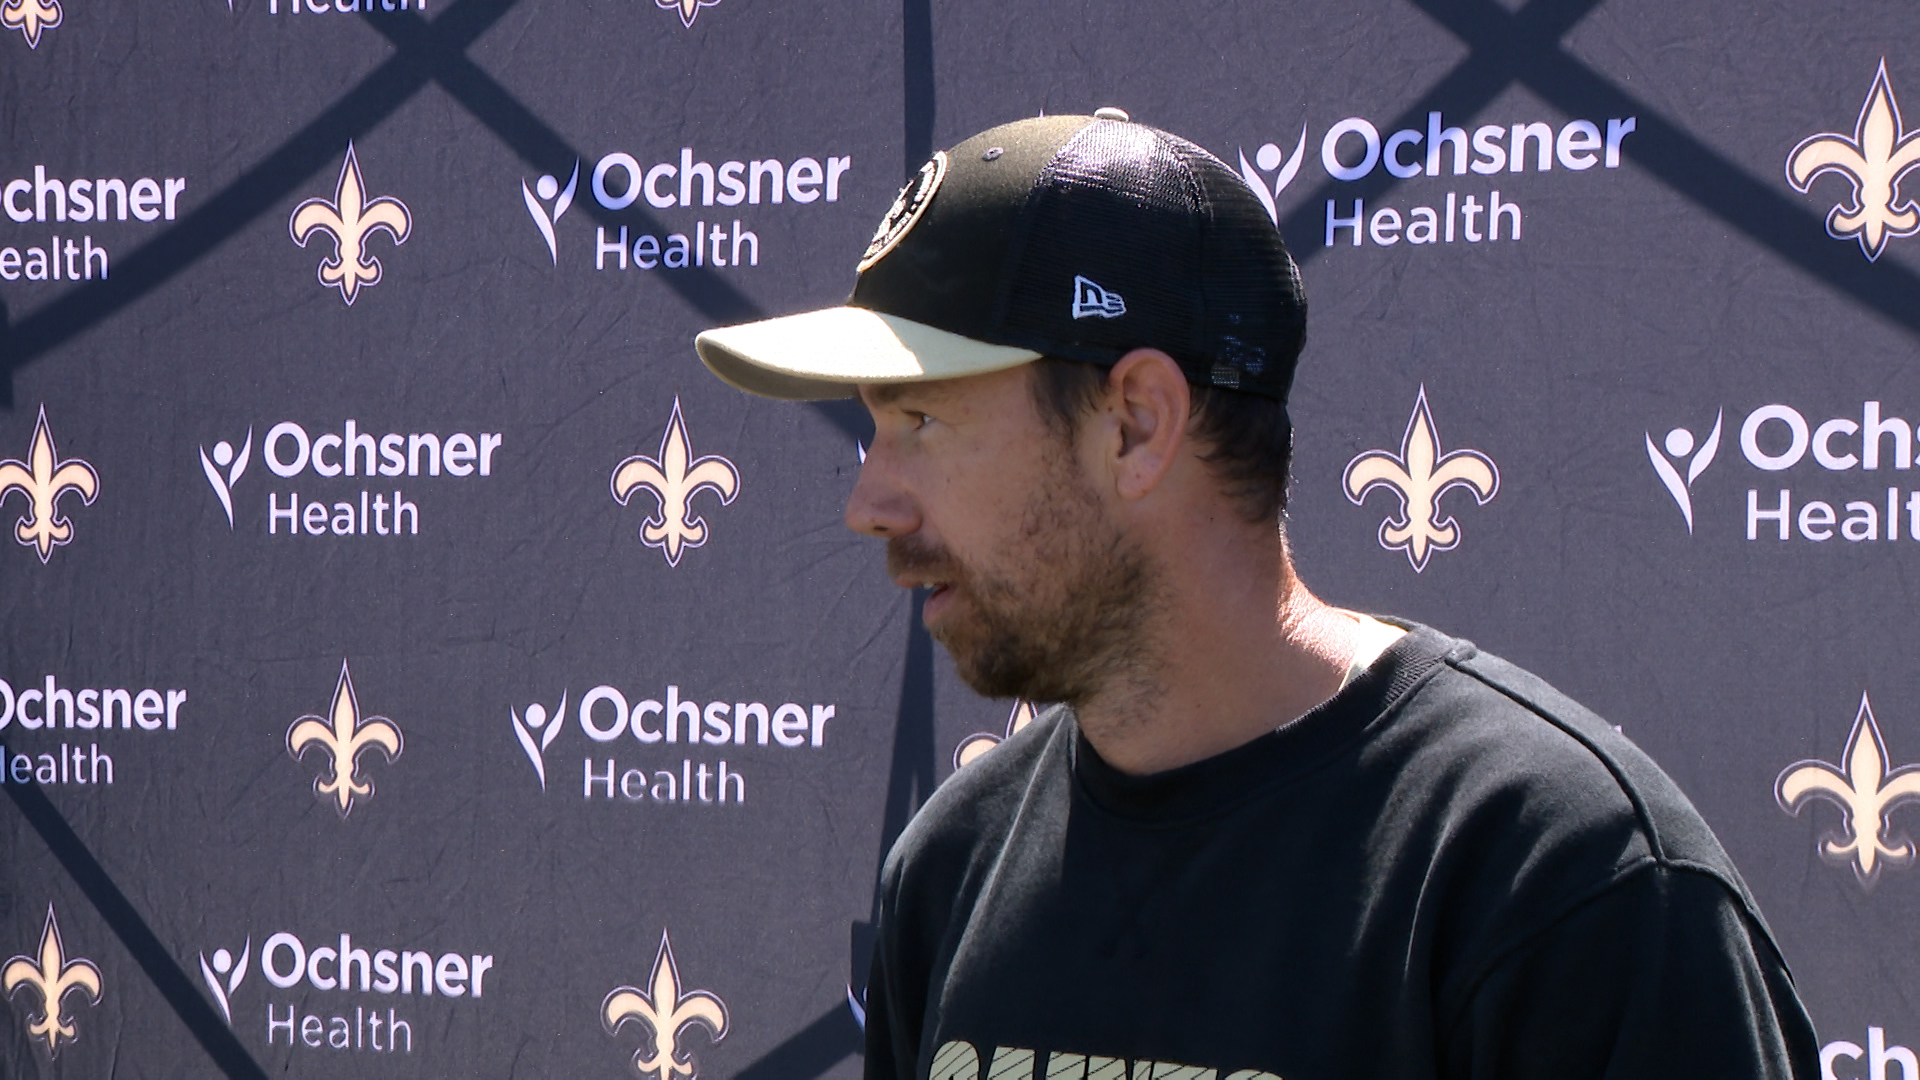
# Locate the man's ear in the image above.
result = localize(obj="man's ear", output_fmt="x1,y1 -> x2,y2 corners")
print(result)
1102,348 -> 1190,501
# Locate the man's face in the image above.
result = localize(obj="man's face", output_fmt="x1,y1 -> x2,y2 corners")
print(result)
847,365 -> 1159,704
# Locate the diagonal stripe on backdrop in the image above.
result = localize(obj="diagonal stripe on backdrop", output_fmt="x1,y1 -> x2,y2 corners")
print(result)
1277,0 -> 1920,339
4,782 -> 270,1080
0,0 -> 517,406
8,0 -> 1913,1076
0,0 -> 773,406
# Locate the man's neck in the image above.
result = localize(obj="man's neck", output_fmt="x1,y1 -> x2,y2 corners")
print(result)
1072,547 -> 1358,777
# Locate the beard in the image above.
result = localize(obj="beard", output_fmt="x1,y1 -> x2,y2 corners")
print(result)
886,445 -> 1161,705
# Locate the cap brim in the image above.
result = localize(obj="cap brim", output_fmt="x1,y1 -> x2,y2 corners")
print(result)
696,307 -> 1043,401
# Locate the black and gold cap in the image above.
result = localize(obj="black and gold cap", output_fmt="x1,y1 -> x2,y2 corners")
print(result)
696,109 -> 1307,402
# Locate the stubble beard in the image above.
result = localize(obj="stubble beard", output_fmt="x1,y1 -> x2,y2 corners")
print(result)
887,445 -> 1164,709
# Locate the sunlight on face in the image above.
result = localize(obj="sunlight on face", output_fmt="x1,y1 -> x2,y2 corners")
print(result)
856,367 -> 1164,703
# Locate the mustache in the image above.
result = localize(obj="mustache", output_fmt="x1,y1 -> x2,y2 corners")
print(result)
886,536 -> 963,584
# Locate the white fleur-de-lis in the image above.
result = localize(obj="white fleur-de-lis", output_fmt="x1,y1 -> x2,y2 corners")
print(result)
953,700 -> 1040,770
286,660 -> 404,816
0,405 -> 99,563
603,931 -> 729,1080
1777,693 -> 1920,887
289,143 -> 412,304
655,0 -> 719,27
1343,387 -> 1499,572
1,0 -> 61,49
3,906 -> 102,1056
611,399 -> 740,567
1787,60 -> 1920,261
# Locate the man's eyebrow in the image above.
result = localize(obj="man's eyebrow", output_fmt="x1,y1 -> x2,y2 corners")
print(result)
863,381 -> 950,408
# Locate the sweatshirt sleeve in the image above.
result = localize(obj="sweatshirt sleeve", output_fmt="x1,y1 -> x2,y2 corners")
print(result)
863,854 -> 925,1080
1441,864 -> 1821,1080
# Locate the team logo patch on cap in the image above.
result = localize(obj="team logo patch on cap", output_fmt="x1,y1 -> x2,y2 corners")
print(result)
1071,275 -> 1126,319
857,152 -> 947,273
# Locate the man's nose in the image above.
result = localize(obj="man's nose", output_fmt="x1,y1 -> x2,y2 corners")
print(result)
844,449 -> 921,538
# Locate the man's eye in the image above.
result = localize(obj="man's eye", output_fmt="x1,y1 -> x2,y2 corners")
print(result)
907,411 -> 933,429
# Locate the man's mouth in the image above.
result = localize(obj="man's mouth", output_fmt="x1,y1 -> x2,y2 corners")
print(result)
894,576 -> 951,598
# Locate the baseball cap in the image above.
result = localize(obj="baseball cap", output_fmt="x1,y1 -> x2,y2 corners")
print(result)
695,109 -> 1307,402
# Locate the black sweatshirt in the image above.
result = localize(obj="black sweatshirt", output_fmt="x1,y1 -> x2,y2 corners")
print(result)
864,623 -> 1820,1080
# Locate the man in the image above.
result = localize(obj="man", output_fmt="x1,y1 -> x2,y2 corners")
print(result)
694,110 -> 1819,1079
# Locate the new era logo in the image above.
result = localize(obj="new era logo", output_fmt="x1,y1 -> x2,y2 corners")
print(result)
1072,275 -> 1125,320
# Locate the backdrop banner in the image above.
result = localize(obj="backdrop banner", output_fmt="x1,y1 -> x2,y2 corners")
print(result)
4,0 -> 1919,1076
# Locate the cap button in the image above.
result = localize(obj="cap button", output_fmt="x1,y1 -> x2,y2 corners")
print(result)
1093,106 -> 1130,122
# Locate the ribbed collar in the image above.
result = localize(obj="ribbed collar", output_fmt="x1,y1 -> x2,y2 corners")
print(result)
1069,622 -> 1467,825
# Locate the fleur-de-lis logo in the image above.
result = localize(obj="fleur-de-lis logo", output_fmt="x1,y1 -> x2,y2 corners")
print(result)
1776,692 -> 1920,888
602,930 -> 729,1080
4,905 -> 102,1057
612,398 -> 740,568
289,143 -> 412,305
655,0 -> 719,27
287,660 -> 404,816
953,700 -> 1040,770
0,405 -> 99,563
1,0 -> 61,48
1787,60 -> 1920,261
1343,387 -> 1499,572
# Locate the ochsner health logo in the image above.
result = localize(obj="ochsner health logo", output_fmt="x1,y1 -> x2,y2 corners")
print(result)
523,162 -> 578,264
1646,411 -> 1722,533
199,938 -> 250,1024
197,418 -> 502,537
510,680 -> 835,807
195,927 -> 495,1058
1649,399 -> 1920,543
1240,108 -> 1636,249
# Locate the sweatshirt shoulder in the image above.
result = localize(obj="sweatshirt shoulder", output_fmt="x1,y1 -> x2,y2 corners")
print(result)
882,705 -> 1070,885
1383,633 -> 1760,925
1437,646 -> 1736,876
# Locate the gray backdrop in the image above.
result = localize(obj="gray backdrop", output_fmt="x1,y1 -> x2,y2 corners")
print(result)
4,0 -> 1918,1077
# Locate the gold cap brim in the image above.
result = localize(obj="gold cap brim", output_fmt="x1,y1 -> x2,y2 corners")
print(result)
696,307 -> 1043,401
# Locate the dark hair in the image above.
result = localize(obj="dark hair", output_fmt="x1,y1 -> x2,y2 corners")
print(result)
1028,357 -> 1293,524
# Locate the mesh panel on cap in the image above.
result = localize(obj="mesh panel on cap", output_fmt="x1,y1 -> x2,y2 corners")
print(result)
1002,121 -> 1208,366
1177,139 -> 1305,396
998,120 -> 1304,403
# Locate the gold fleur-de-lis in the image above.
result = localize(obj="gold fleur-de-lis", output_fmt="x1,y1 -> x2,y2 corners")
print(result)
602,930 -> 729,1080
1343,387 -> 1499,572
1787,59 -> 1920,261
612,398 -> 740,568
1,0 -> 61,48
0,405 -> 99,563
289,143 -> 412,305
287,660 -> 403,816
655,0 -> 719,27
1776,693 -> 1920,887
3,905 -> 102,1057
953,700 -> 1040,770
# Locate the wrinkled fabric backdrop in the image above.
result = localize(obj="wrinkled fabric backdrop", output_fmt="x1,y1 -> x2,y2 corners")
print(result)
3,0 -> 1919,1076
